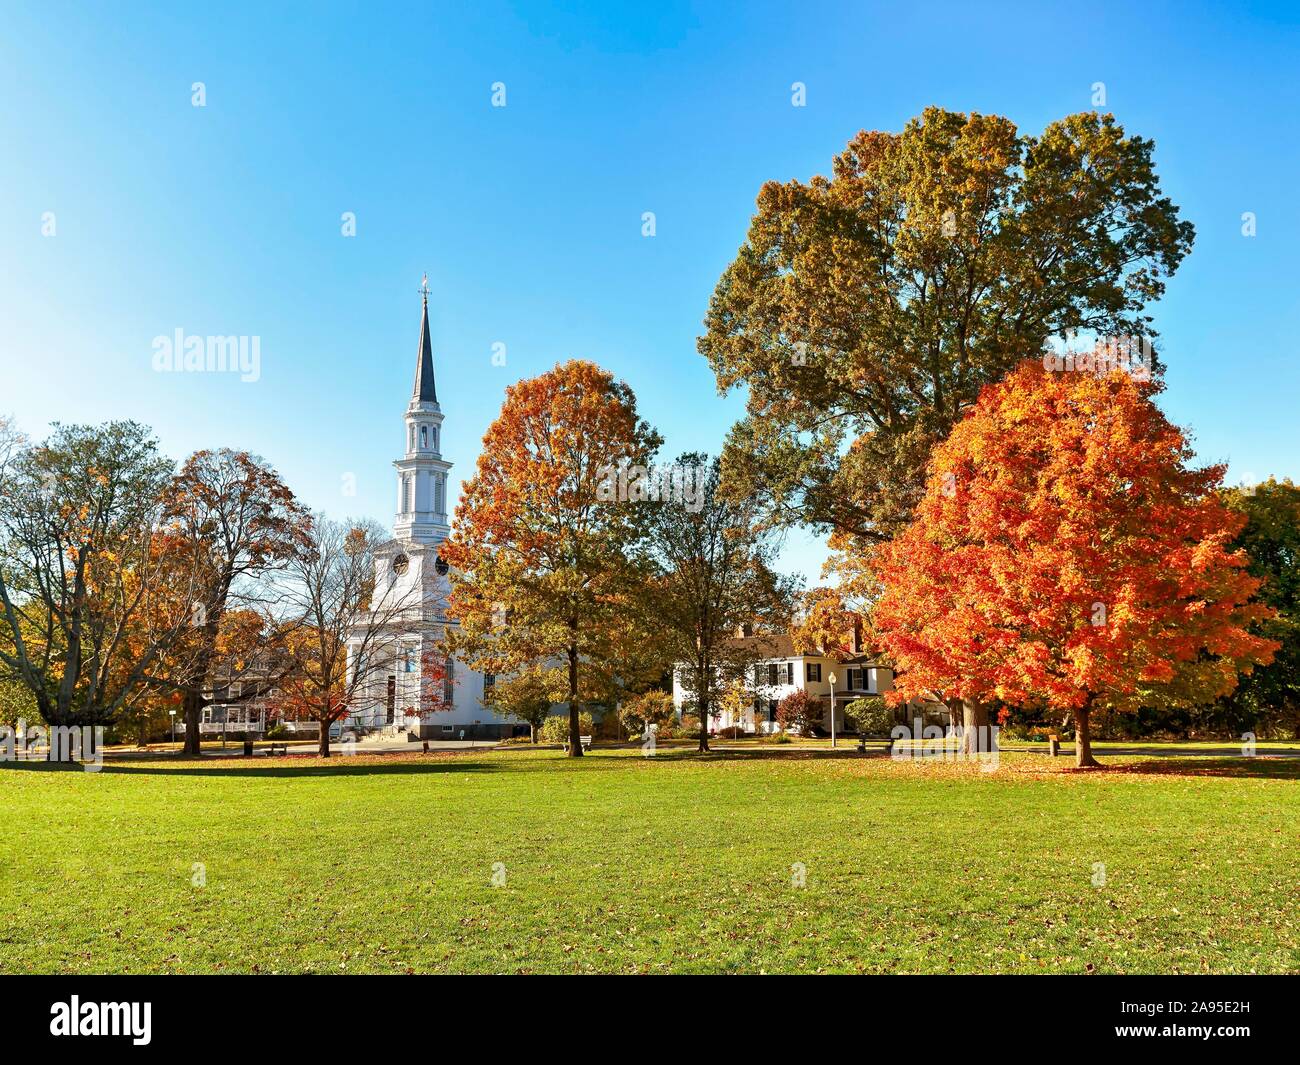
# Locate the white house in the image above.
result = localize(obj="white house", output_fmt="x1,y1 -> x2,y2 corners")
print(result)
342,285 -> 523,742
672,630 -> 945,735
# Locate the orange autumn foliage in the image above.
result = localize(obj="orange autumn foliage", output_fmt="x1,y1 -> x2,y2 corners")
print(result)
440,360 -> 661,755
870,358 -> 1278,726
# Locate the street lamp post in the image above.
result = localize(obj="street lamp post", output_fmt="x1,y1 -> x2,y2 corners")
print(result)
169,709 -> 176,745
827,671 -> 837,749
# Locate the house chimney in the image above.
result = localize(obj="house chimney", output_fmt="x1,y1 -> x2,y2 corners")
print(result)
851,618 -> 863,655
737,622 -> 754,638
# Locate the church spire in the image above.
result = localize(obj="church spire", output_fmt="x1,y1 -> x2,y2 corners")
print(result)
413,274 -> 437,404
393,275 -> 451,546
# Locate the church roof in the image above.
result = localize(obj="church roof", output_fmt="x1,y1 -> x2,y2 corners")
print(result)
413,294 -> 438,404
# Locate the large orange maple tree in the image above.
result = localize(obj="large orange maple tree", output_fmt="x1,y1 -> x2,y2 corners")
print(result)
870,357 -> 1278,767
441,360 -> 662,756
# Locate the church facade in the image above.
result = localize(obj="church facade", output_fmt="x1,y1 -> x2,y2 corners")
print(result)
343,288 -> 522,741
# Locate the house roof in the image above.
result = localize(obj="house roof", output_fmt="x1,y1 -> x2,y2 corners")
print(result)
723,633 -> 796,657
721,634 -> 886,667
413,293 -> 438,404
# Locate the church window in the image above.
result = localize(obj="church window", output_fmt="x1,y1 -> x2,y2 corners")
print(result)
402,647 -> 417,673
443,658 -> 455,706
402,476 -> 411,514
408,425 -> 415,452
420,425 -> 428,448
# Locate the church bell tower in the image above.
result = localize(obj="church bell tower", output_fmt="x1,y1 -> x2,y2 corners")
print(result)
393,276 -> 452,545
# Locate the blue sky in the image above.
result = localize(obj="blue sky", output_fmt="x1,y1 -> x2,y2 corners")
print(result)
2,1 -> 1297,585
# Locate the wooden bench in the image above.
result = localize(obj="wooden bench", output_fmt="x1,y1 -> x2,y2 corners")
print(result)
563,735 -> 593,754
263,741 -> 288,756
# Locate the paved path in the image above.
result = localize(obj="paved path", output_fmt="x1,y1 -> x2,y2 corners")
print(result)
343,737 -> 502,755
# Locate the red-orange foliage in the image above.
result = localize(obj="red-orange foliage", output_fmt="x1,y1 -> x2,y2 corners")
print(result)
775,688 -> 818,735
441,360 -> 661,756
870,358 -> 1278,767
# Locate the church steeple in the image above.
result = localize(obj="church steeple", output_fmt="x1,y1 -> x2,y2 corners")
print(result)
413,275 -> 438,404
393,276 -> 452,545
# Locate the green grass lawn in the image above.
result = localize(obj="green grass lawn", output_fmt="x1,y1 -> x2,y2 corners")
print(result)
2,747 -> 1296,974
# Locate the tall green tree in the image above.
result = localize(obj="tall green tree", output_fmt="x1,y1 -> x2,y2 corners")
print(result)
0,422 -> 197,726
699,107 -> 1194,547
643,454 -> 795,751
1218,479 -> 1300,737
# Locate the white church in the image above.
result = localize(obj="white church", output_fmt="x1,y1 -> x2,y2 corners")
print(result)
342,285 -> 523,742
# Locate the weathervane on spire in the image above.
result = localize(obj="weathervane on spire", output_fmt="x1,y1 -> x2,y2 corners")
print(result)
419,273 -> 431,304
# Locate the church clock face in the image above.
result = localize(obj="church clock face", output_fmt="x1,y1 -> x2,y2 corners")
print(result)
392,554 -> 410,575
434,554 -> 449,576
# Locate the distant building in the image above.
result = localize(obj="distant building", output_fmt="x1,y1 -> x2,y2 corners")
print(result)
342,286 -> 524,742
672,628 -> 948,735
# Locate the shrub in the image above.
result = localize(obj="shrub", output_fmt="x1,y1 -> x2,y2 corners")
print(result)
593,708 -> 623,740
679,713 -> 702,739
997,718 -> 1035,741
264,721 -> 289,740
775,690 -> 818,735
540,711 -> 595,744
619,690 -> 676,738
844,696 -> 893,737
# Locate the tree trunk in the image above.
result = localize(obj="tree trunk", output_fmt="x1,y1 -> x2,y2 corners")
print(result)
182,688 -> 203,756
695,652 -> 709,752
319,722 -> 330,758
566,636 -> 582,757
530,723 -> 538,744
1073,703 -> 1101,768
959,699 -> 988,755
181,603 -> 224,755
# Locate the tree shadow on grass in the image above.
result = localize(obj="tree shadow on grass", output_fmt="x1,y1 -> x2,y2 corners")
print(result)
1,759 -> 502,780
1108,757 -> 1300,781
0,747 -> 639,779
675,747 -> 884,763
